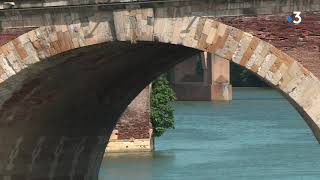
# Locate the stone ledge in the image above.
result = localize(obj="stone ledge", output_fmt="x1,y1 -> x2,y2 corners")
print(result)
105,137 -> 154,154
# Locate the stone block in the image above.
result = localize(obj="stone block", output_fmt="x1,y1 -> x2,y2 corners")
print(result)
257,53 -> 277,78
212,83 -> 232,101
238,36 -> 260,67
232,32 -> 253,64
289,74 -> 319,109
212,55 -> 230,83
215,32 -> 239,60
171,17 -> 184,44
0,53 -> 16,77
279,61 -> 306,93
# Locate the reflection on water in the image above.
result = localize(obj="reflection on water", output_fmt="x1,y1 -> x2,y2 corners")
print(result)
99,152 -> 176,180
99,88 -> 320,180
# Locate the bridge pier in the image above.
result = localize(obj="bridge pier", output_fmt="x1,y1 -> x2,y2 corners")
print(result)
209,53 -> 233,101
171,52 -> 232,101
106,86 -> 153,153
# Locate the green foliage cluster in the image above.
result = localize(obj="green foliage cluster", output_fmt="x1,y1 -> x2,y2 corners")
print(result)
150,74 -> 176,137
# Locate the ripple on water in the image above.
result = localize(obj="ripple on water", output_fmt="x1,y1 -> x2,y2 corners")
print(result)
100,88 -> 320,180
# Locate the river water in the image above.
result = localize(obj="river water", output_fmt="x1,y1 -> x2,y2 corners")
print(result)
99,88 -> 320,180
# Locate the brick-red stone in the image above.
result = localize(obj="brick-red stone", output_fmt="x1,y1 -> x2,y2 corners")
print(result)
219,12 -> 320,78
0,28 -> 34,45
115,86 -> 152,140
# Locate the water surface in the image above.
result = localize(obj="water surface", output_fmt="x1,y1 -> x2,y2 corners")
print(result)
99,88 -> 320,180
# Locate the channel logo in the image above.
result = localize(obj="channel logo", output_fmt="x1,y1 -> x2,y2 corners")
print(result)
287,11 -> 302,24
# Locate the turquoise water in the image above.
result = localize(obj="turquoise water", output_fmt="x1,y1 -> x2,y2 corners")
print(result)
99,88 -> 320,180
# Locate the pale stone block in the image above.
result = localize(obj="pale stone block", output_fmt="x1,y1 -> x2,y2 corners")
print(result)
113,10 -> 129,41
257,53 -> 277,78
106,137 -> 153,153
215,35 -> 238,60
153,8 -> 167,40
217,23 -> 227,37
206,28 -> 217,44
5,52 -> 24,72
289,74 -> 318,108
49,32 -> 58,42
135,8 -> 154,42
162,18 -> 175,43
246,41 -> 269,70
71,23 -> 87,47
92,22 -> 110,43
62,31 -> 74,50
279,61 -> 306,93
181,16 -> 200,48
72,38 -> 80,49
2,43 -> 26,72
171,17 -> 184,44
61,25 -> 69,32
305,87 -> 320,116
305,94 -> 320,126
179,16 -> 193,39
23,42 -> 40,64
123,14 -> 132,39
0,71 -> 8,83
0,53 -> 16,77
27,30 -> 39,43
232,32 -> 253,64
267,63 -> 288,85
85,37 -> 97,46
202,19 -> 214,35
153,18 -> 164,41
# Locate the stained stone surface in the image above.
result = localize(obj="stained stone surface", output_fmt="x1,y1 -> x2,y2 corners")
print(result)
0,1 -> 319,180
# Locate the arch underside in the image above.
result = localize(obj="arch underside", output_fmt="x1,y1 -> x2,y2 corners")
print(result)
0,6 -> 319,180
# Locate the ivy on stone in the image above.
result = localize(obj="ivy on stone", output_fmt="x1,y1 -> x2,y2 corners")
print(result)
150,74 -> 176,137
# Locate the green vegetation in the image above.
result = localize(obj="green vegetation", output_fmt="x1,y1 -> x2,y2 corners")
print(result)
150,74 -> 176,137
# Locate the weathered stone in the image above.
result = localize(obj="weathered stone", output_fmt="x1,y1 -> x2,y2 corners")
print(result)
0,52 -> 16,77
232,32 -> 253,64
171,17 -> 184,44
106,86 -> 153,153
279,61 -> 307,93
181,16 -> 200,48
0,3 -> 318,180
215,28 -> 241,60
257,53 -> 277,78
289,74 -> 320,110
245,40 -> 268,71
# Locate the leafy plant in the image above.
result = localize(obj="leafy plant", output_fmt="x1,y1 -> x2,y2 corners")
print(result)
150,74 -> 176,137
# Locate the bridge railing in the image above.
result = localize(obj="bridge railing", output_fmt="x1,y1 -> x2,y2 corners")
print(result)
0,0 -> 190,10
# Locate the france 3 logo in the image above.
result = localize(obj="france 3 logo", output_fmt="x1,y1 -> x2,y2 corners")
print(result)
287,11 -> 302,25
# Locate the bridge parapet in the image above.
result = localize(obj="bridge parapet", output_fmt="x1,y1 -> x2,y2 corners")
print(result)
0,0 -> 319,33
0,0 -> 319,14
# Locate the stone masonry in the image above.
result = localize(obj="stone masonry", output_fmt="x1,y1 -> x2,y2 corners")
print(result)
0,1 -> 319,179
171,52 -> 232,101
106,85 -> 153,153
219,12 -> 320,78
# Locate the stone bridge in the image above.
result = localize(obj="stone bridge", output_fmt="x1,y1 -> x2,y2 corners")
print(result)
0,0 -> 319,179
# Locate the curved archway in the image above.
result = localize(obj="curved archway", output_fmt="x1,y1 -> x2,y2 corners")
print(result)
0,7 -> 319,180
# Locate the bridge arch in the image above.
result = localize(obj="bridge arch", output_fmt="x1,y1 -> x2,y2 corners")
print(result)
0,7 -> 319,180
